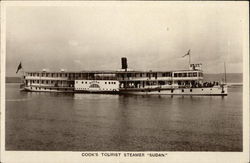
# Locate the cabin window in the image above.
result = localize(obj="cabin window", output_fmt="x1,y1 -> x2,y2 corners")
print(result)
182,89 -> 184,92
105,82 -> 107,84
82,81 -> 83,84
190,89 -> 192,92
90,84 -> 100,88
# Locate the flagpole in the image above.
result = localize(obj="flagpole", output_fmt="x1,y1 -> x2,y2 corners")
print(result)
224,62 -> 227,84
189,53 -> 191,65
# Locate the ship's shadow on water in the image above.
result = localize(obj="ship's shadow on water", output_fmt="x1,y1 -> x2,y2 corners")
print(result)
5,84 -> 242,151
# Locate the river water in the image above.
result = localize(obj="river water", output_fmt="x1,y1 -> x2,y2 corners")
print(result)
5,84 -> 242,151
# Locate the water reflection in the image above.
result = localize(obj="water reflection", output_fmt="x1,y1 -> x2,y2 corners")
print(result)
5,84 -> 242,151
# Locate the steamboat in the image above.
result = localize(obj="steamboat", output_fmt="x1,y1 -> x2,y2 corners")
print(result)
18,57 -> 227,96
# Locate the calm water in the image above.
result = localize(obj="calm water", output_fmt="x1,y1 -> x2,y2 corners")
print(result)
5,84 -> 242,151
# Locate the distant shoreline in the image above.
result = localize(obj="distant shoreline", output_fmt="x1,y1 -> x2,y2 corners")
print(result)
6,73 -> 243,84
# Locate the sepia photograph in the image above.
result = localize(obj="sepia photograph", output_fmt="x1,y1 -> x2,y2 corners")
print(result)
1,1 -> 249,163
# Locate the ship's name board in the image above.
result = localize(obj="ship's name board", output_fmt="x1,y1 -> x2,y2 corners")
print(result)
190,63 -> 202,70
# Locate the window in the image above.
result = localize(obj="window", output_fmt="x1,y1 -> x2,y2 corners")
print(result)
90,84 -> 100,88
182,89 -> 184,92
82,81 -> 84,84
190,89 -> 192,92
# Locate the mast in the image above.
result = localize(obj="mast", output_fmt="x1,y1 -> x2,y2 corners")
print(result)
224,62 -> 227,83
189,51 -> 191,65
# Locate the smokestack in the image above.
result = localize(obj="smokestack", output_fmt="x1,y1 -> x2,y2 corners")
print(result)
121,57 -> 128,71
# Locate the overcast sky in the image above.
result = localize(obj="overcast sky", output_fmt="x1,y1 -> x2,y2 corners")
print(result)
5,2 -> 247,76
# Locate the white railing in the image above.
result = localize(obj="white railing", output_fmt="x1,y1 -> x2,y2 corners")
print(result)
25,76 -> 68,80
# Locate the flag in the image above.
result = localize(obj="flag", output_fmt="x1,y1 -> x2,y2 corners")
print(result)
16,62 -> 22,73
182,49 -> 190,58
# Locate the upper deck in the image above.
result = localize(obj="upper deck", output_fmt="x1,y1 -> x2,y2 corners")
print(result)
24,69 -> 203,82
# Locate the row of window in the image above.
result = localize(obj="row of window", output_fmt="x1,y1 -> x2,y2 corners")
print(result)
28,73 -> 112,78
28,73 -> 67,77
75,88 -> 117,91
177,88 -> 211,93
27,72 -> 203,78
30,87 -> 69,91
75,81 -> 117,84
173,72 -> 203,77
29,80 -> 67,84
105,81 -> 116,84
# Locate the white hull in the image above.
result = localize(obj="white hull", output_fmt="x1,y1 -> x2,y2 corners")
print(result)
120,87 -> 227,96
24,86 -> 227,96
